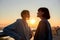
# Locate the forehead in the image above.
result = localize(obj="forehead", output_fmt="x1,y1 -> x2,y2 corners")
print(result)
38,10 -> 43,12
25,12 -> 30,15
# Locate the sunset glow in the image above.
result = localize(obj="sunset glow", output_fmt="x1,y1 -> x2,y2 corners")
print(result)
30,19 -> 36,24
0,0 -> 60,29
27,17 -> 40,28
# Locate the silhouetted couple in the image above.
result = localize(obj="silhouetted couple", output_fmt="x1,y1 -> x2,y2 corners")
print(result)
3,7 -> 52,40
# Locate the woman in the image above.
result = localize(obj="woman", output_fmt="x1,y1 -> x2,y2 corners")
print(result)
34,7 -> 52,40
3,10 -> 32,40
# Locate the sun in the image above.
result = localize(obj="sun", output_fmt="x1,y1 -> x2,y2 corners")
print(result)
27,18 -> 39,28
30,19 -> 36,24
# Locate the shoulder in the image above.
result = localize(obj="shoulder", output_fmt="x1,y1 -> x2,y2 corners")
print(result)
39,20 -> 46,25
40,19 -> 49,24
39,19 -> 49,28
16,19 -> 22,21
16,19 -> 24,25
38,20 -> 46,29
16,19 -> 23,23
40,19 -> 51,28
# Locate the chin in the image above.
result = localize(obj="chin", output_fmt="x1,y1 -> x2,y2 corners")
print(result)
37,15 -> 39,17
26,18 -> 29,20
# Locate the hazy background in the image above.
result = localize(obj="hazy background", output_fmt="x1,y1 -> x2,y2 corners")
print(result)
0,0 -> 60,29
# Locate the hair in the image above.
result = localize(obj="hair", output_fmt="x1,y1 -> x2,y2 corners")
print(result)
38,7 -> 50,19
21,10 -> 29,17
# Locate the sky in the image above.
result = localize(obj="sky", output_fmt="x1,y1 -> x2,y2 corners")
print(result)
0,0 -> 60,28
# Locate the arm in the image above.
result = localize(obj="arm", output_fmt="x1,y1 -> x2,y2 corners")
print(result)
28,27 -> 32,39
3,22 -> 22,40
3,28 -> 21,40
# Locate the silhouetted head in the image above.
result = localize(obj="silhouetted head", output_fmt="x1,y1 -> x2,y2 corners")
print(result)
21,10 -> 30,20
37,7 -> 50,19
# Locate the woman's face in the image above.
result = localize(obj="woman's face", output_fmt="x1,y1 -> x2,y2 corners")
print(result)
24,13 -> 30,20
26,13 -> 30,20
37,11 -> 44,18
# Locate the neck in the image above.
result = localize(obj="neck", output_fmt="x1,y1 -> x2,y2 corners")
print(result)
40,17 -> 47,20
22,18 -> 26,22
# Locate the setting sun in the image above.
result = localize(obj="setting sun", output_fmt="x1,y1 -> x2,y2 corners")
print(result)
30,19 -> 36,24
27,17 -> 40,28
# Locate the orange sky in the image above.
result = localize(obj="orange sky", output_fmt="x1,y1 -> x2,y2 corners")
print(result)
0,17 -> 60,29
0,0 -> 60,29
